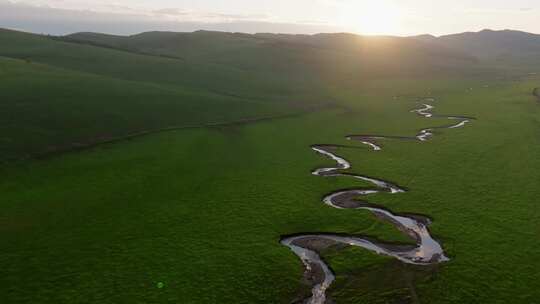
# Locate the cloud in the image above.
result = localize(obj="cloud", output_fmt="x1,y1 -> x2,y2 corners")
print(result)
153,8 -> 270,21
464,7 -> 538,15
152,8 -> 193,16
6,0 -> 273,23
0,1 -> 343,35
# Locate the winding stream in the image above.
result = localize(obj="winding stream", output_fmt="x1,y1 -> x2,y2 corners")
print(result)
281,98 -> 473,304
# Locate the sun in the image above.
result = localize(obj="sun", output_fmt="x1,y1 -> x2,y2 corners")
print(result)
338,1 -> 403,35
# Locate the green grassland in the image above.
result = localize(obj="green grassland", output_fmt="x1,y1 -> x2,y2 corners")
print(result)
2,75 -> 539,303
1,28 -> 540,303
0,29 -> 337,163
0,56 -> 305,162
0,28 -> 527,163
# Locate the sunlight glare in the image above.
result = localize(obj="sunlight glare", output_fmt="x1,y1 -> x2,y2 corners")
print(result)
337,0 -> 403,35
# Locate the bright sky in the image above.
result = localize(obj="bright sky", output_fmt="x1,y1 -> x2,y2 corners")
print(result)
2,0 -> 539,35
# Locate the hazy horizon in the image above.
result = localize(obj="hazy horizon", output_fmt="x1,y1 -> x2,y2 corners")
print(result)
3,24 -> 540,39
1,0 -> 539,36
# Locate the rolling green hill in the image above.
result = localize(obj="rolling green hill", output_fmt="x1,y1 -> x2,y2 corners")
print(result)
414,29 -> 540,66
0,28 -> 318,99
0,29 -> 334,162
1,27 -> 538,162
0,56 -> 303,162
0,28 -> 490,163
1,26 -> 540,304
63,30 -> 481,79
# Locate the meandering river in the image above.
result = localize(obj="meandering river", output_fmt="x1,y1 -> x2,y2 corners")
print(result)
281,98 -> 473,304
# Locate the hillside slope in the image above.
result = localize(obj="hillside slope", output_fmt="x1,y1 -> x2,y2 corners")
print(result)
414,29 -> 540,65
0,28 -> 319,101
3,28 -> 538,162
64,30 -> 481,80
0,56 -> 298,162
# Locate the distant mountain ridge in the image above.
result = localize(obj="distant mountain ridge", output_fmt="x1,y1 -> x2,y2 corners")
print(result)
63,28 -> 540,67
413,29 -> 540,62
64,29 -> 473,59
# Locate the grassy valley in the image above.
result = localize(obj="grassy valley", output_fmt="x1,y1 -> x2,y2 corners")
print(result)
1,27 -> 540,303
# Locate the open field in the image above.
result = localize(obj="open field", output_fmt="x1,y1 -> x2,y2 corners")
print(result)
0,29 -> 338,163
2,72 -> 539,303
0,56 -> 308,163
0,28 -> 533,163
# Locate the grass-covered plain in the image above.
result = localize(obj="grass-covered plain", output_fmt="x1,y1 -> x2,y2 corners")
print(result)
0,28 -> 523,163
2,75 -> 539,303
0,28 -> 338,163
0,56 -> 306,163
